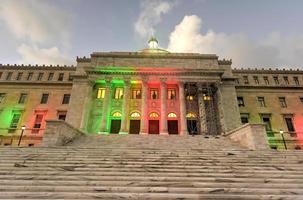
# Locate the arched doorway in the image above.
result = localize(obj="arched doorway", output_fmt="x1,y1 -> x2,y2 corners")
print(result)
110,111 -> 122,134
186,112 -> 198,135
167,112 -> 178,134
149,112 -> 159,134
129,111 -> 141,134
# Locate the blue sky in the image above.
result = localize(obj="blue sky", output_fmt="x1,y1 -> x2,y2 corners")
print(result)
0,0 -> 303,68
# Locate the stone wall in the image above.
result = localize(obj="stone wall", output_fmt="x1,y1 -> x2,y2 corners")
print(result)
42,120 -> 85,147
226,123 -> 269,150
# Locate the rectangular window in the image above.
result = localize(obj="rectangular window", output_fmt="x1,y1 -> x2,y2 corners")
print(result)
58,111 -> 67,121
10,113 -> 21,129
283,76 -> 289,85
150,89 -> 159,99
263,76 -> 269,85
33,114 -> 43,129
237,97 -> 245,107
97,88 -> 106,99
273,76 -> 279,85
285,117 -> 295,133
62,94 -> 70,104
243,76 -> 249,84
257,97 -> 266,107
294,77 -> 300,85
131,89 -> 141,99
37,72 -> 44,81
27,72 -> 33,80
0,72 -> 2,79
167,89 -> 176,100
58,73 -> 64,81
300,97 -> 303,103
279,97 -> 287,108
48,73 -> 54,81
253,76 -> 259,84
0,93 -> 6,103
240,113 -> 249,124
114,88 -> 123,99
18,93 -> 27,104
6,72 -> 13,80
16,72 -> 23,80
262,116 -> 272,132
235,79 -> 239,84
40,93 -> 49,104
68,73 -> 73,81
186,95 -> 194,101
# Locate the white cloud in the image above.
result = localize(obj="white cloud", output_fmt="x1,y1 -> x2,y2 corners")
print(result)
0,0 -> 73,65
134,0 -> 175,39
17,44 -> 73,65
168,15 -> 303,68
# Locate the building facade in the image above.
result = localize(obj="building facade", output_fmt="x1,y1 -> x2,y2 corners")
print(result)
0,41 -> 302,149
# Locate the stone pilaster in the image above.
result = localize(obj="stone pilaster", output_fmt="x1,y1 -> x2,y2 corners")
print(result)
119,79 -> 130,134
140,79 -> 148,134
178,81 -> 188,135
65,77 -> 93,131
99,79 -> 111,134
217,80 -> 241,133
197,83 -> 208,134
160,78 -> 168,135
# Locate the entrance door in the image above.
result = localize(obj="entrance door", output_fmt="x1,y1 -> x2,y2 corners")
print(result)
149,120 -> 159,134
187,120 -> 198,135
168,120 -> 178,134
110,120 -> 121,134
129,120 -> 140,134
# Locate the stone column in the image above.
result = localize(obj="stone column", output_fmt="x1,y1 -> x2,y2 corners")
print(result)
178,81 -> 188,135
99,79 -> 111,134
197,83 -> 208,134
140,79 -> 148,134
160,78 -> 168,135
119,79 -> 131,134
65,77 -> 93,131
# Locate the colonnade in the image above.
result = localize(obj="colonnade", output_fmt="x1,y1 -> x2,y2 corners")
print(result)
98,79 -> 188,135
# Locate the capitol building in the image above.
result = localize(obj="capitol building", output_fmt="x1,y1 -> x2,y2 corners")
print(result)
0,38 -> 302,150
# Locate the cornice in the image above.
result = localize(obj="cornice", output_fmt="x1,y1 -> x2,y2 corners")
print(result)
0,64 -> 76,71
89,52 -> 219,60
232,67 -> 303,74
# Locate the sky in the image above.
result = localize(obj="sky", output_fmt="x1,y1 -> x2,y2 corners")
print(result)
0,0 -> 303,68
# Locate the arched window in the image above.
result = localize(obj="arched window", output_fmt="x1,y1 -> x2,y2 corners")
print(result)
168,112 -> 177,118
149,112 -> 159,118
130,112 -> 141,118
186,112 -> 197,118
112,112 -> 122,117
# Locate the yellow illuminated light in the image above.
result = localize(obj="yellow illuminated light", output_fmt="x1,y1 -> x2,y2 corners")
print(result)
186,95 -> 194,100
186,112 -> 197,118
168,113 -> 177,118
112,112 -> 122,117
130,112 -> 141,118
114,88 -> 123,99
97,88 -> 106,99
149,112 -> 159,118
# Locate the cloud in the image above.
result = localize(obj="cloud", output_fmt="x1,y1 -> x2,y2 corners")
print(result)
0,0 -> 73,65
168,15 -> 303,68
17,44 -> 73,65
134,0 -> 175,39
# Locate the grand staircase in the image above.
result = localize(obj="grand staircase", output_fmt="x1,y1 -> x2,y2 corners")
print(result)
0,135 -> 303,199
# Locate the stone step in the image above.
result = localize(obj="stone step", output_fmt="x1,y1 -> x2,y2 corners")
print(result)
2,168 -> 302,175
0,192 -> 300,200
1,185 -> 303,195
1,175 -> 302,183
0,180 -> 301,189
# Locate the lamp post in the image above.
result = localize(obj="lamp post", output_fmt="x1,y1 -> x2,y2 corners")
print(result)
18,125 -> 26,147
280,129 -> 287,150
